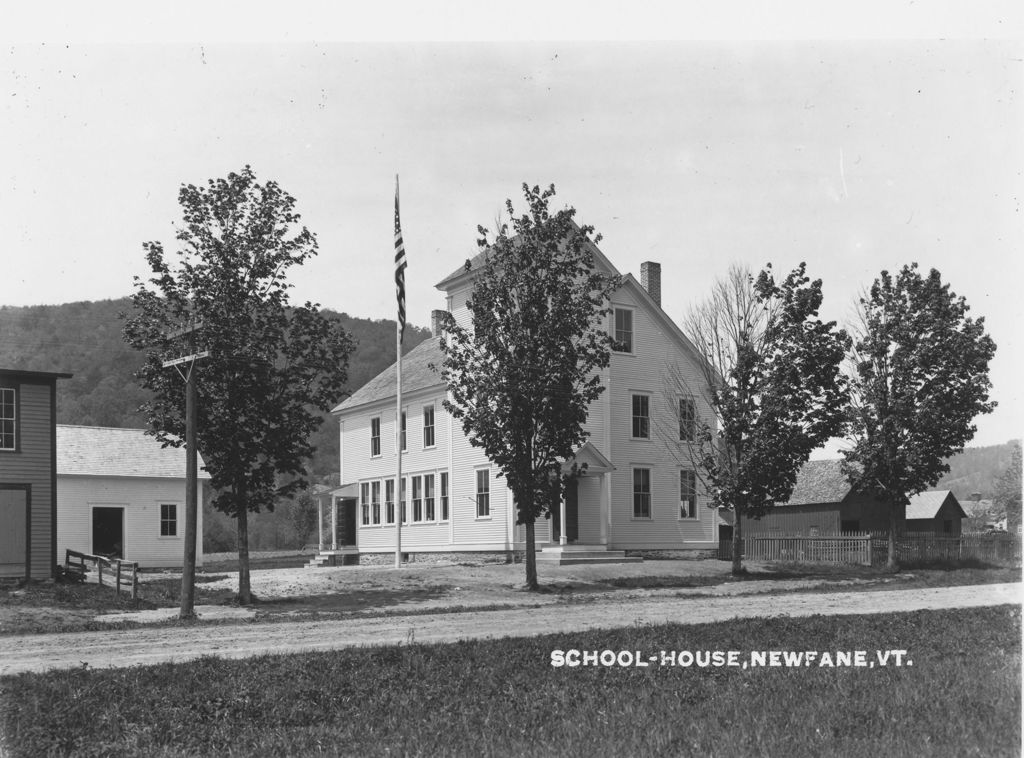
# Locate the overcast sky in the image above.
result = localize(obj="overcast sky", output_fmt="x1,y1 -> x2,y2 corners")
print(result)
2,5 -> 1021,452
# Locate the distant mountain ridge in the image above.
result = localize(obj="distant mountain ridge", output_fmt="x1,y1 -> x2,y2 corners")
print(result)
0,297 -> 431,480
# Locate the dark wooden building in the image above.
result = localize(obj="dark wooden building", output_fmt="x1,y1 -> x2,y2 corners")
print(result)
905,490 -> 965,536
741,459 -> 905,536
0,368 -> 72,580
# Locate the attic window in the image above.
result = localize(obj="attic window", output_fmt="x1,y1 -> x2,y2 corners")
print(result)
0,387 -> 15,451
613,308 -> 633,353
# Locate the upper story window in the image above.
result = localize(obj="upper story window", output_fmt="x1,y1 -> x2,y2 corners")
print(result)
678,397 -> 696,442
0,387 -> 15,451
633,467 -> 652,519
476,469 -> 490,518
631,394 -> 650,439
160,503 -> 177,536
370,417 -> 381,457
613,308 -> 634,353
423,405 -> 435,448
679,470 -> 697,519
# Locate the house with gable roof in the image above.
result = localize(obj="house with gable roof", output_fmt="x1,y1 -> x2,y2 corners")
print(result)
330,241 -> 719,563
905,490 -> 966,536
56,425 -> 210,568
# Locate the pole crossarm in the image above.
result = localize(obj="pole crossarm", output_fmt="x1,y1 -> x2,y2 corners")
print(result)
162,351 -> 210,368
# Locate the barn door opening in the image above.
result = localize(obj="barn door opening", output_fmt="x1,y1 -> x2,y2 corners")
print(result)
0,487 -> 29,578
92,507 -> 124,559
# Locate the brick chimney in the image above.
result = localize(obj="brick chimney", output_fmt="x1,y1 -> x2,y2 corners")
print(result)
640,261 -> 661,307
431,309 -> 447,338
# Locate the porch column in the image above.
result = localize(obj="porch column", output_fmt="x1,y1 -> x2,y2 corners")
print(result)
559,490 -> 567,546
601,471 -> 611,546
317,496 -> 324,551
331,497 -> 338,551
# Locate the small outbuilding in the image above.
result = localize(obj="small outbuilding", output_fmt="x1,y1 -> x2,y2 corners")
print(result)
905,490 -> 966,536
56,425 -> 210,568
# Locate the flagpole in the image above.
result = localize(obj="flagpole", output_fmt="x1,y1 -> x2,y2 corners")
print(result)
394,174 -> 405,569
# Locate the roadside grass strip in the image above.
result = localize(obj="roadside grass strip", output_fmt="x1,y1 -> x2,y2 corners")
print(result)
1,606 -> 1019,757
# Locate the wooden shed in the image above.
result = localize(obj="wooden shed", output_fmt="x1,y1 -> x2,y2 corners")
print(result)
905,490 -> 966,536
0,368 -> 72,580
741,459 -> 905,536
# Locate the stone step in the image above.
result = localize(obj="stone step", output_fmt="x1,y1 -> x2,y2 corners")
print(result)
536,549 -> 642,565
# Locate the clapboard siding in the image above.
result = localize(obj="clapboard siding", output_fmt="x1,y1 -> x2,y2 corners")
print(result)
57,475 -> 204,568
0,375 -> 62,579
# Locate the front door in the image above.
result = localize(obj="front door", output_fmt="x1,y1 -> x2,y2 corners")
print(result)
92,507 -> 124,558
0,487 -> 29,577
551,479 -> 579,543
338,498 -> 357,547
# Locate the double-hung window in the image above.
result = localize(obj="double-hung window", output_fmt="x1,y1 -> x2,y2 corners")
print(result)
613,308 -> 633,353
440,472 -> 449,521
0,387 -> 15,451
633,468 -> 652,518
160,504 -> 177,536
400,478 -> 408,523
385,479 -> 396,524
371,481 -> 382,525
424,474 -> 436,521
678,397 -> 696,442
370,417 -> 381,457
476,469 -> 490,518
360,482 -> 370,525
679,470 -> 697,519
423,405 -> 435,448
412,475 -> 423,522
400,412 -> 407,452
631,395 -> 650,439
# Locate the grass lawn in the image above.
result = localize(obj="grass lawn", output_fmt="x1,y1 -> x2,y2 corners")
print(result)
1,605 -> 1018,757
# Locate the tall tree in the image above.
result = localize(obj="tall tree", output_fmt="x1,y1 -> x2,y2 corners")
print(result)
680,263 -> 850,575
438,184 -> 620,589
843,264 -> 996,569
123,166 -> 354,602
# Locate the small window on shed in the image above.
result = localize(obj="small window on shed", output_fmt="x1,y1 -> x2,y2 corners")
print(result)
0,387 -> 15,451
160,504 -> 177,536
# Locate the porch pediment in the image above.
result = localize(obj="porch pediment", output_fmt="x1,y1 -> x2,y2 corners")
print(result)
561,442 -> 615,476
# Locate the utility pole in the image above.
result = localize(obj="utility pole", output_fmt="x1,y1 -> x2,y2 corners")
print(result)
164,320 -> 208,620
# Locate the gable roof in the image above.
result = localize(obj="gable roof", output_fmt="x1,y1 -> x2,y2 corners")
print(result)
779,459 -> 853,506
57,425 -> 211,479
906,490 -> 965,520
332,337 -> 444,414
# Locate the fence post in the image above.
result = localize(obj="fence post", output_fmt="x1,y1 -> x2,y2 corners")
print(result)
116,561 -> 122,595
131,564 -> 139,600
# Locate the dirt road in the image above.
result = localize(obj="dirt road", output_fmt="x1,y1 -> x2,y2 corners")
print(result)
2,582 -> 1019,675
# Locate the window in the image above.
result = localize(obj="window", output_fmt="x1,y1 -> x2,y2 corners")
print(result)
160,503 -> 177,536
401,412 -> 407,452
371,481 -> 381,525
678,397 -> 696,442
440,472 -> 449,521
385,479 -> 396,524
400,478 -> 408,523
476,469 -> 490,518
633,468 -> 651,518
613,308 -> 633,353
632,395 -> 650,439
679,470 -> 696,519
412,475 -> 423,522
0,387 -> 15,451
360,483 -> 370,525
424,474 -> 436,521
370,417 -> 381,457
423,405 -> 435,448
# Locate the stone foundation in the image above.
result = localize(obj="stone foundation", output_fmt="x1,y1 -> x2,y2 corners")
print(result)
356,551 -> 518,566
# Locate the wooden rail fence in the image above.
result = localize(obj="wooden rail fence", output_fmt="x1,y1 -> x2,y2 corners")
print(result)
65,549 -> 139,599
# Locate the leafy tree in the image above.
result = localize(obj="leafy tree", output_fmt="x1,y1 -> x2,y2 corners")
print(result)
992,441 -> 1020,533
843,264 -> 996,568
438,184 -> 620,589
123,166 -> 354,602
680,263 -> 850,575
287,491 -> 320,548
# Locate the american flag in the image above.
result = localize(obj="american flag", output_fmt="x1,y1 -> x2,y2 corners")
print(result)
394,176 -> 407,342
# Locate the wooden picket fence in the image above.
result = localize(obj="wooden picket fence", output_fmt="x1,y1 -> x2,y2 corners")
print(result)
719,532 -> 1022,566
65,549 -> 140,599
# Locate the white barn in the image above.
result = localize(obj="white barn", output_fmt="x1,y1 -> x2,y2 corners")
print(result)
56,425 -> 209,568
330,242 -> 718,563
